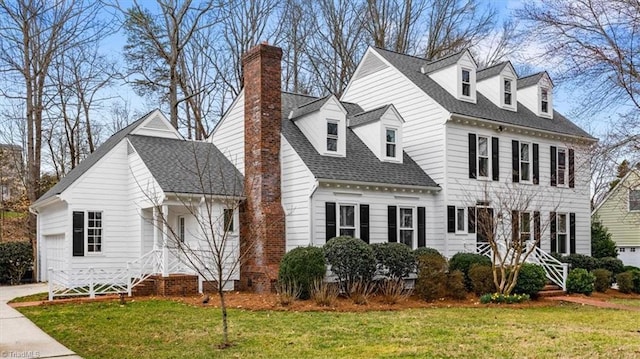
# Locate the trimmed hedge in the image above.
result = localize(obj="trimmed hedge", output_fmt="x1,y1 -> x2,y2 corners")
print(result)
446,270 -> 467,300
278,246 -> 326,300
513,263 -> 547,297
415,253 -> 448,301
413,247 -> 444,260
468,264 -> 496,296
616,271 -> 634,293
371,242 -> 415,279
560,254 -> 599,272
591,269 -> 611,293
448,253 -> 491,290
0,241 -> 33,285
324,237 -> 376,287
596,257 -> 624,277
566,268 -> 595,295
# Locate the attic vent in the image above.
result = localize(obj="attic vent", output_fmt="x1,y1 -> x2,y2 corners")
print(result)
144,117 -> 170,130
354,53 -> 389,80
127,141 -> 135,155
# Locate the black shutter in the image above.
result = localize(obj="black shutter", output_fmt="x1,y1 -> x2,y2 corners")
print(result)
512,140 -> 519,183
417,207 -> 426,248
492,137 -> 499,181
447,206 -> 456,233
534,211 -> 541,248
469,133 -> 477,179
550,212 -> 557,253
569,149 -> 575,188
511,210 -> 519,242
468,206 -> 476,233
569,213 -> 576,254
72,211 -> 85,257
533,143 -> 539,185
360,205 -> 370,244
326,202 -> 336,241
550,146 -> 557,187
388,206 -> 397,242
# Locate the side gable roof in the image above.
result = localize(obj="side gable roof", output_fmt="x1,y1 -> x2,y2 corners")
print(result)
128,135 -> 243,197
593,168 -> 640,214
517,72 -> 546,89
477,62 -> 509,81
289,95 -> 332,119
420,49 -> 468,74
283,93 -> 438,188
370,47 -> 594,140
348,105 -> 394,128
33,109 -> 159,206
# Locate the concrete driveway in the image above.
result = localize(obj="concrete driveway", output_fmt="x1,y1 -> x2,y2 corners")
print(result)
0,283 -> 82,359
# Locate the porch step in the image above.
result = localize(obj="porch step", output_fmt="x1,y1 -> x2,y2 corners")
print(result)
538,284 -> 565,297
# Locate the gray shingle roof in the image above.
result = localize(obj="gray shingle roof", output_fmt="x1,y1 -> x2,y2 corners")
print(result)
33,110 -> 157,206
477,62 -> 509,81
282,93 -> 438,188
420,50 -> 467,74
128,135 -> 243,197
517,72 -> 545,89
349,105 -> 392,128
371,48 -> 595,140
289,95 -> 331,119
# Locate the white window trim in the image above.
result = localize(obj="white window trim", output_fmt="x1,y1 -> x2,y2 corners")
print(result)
556,212 -> 569,255
455,207 -> 466,234
618,247 -> 626,253
398,206 -> 416,248
177,215 -> 186,242
384,127 -> 398,159
502,77 -> 515,109
519,211 -> 532,242
556,147 -> 569,187
223,208 -> 237,236
460,67 -> 472,99
85,210 -> 104,255
519,142 -> 532,183
477,135 -> 491,180
540,87 -> 552,117
326,119 -> 339,153
337,203 -> 358,238
629,188 -> 640,212
630,247 -> 636,253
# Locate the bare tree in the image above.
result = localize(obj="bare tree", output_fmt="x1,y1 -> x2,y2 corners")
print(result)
363,0 -> 428,54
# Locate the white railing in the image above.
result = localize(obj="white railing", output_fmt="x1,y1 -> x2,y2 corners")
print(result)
48,267 -> 129,301
126,249 -> 163,295
525,244 -> 568,291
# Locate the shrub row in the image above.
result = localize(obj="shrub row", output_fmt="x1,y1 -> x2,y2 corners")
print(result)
558,253 -> 624,276
0,241 -> 33,285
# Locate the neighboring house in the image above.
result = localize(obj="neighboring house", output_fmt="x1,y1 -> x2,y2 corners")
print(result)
0,144 -> 24,203
593,168 -> 640,267
212,44 -> 595,291
31,110 -> 243,297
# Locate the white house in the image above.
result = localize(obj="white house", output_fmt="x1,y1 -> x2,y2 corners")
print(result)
593,168 -> 640,266
31,110 -> 243,298
33,43 -> 596,296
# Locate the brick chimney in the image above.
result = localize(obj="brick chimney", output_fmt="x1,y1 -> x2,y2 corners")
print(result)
239,43 -> 286,293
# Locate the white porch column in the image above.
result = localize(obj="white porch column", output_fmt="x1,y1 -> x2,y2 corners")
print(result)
162,204 -> 169,277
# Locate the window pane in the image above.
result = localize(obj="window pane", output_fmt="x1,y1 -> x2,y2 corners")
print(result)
521,163 -> 530,181
386,143 -> 396,157
521,213 -> 531,233
479,158 -> 488,177
478,137 -> 488,156
505,93 -> 512,105
462,70 -> 470,83
457,208 -> 465,231
340,229 -> 355,237
400,230 -> 413,247
386,129 -> 395,143
630,190 -> 640,211
541,89 -> 548,101
558,214 -> 567,233
327,122 -> 338,135
340,205 -> 355,227
462,83 -> 470,97
327,138 -> 337,151
399,208 -> 413,228
520,143 -> 529,161
504,80 -> 511,93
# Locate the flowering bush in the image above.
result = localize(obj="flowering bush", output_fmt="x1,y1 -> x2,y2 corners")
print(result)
479,292 -> 530,304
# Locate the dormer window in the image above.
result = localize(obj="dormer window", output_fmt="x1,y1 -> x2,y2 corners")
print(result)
462,69 -> 471,97
385,128 -> 396,157
504,79 -> 513,106
327,120 -> 338,152
541,88 -> 549,113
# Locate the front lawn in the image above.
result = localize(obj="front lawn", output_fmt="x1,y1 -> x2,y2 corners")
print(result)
608,298 -> 640,308
18,299 -> 640,358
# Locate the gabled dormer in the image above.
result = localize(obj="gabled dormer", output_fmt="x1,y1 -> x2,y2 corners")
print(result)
290,95 -> 348,157
476,62 -> 518,112
426,49 -> 477,103
129,109 -> 183,139
349,104 -> 404,163
517,72 -> 554,119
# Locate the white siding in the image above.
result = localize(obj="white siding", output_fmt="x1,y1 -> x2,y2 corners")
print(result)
130,111 -> 182,139
210,90 -> 245,173
429,64 -> 458,98
39,201 -> 67,236
311,186 -> 441,251
477,65 -> 517,111
517,85 -> 539,116
128,145 -> 163,209
64,140 -> 141,269
281,136 -> 316,250
352,109 -> 403,163
444,121 -> 592,256
294,97 -> 347,157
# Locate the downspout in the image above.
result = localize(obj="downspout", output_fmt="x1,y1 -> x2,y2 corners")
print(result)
308,180 -> 319,246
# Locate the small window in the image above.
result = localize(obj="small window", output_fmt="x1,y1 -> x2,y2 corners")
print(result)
619,247 -> 626,253
339,205 -> 356,237
541,88 -> 549,113
385,128 -> 396,158
462,69 -> 471,97
327,121 -> 338,152
631,248 -> 636,253
557,148 -> 567,186
520,212 -> 531,242
504,79 -> 513,106
456,208 -> 465,232
399,207 -> 414,247
478,136 -> 489,178
629,189 -> 640,211
178,216 -> 185,242
520,142 -> 531,182
87,211 -> 103,253
223,209 -> 234,232
556,213 -> 568,254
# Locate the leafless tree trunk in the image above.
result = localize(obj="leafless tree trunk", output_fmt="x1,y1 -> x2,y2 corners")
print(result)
363,0 -> 427,54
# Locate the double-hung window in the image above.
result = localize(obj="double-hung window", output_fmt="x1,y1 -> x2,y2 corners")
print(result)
556,213 -> 568,254
520,212 -> 531,242
339,204 -> 356,237
462,69 -> 471,97
223,209 -> 234,232
504,79 -> 513,106
630,189 -> 640,211
399,207 -> 414,247
478,136 -> 489,178
327,121 -> 338,152
386,128 -> 397,158
456,208 -> 465,232
87,211 -> 103,253
557,148 -> 567,186
520,142 -> 531,182
541,88 -> 549,114
178,216 -> 185,242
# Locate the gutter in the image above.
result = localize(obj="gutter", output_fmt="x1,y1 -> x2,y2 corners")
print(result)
308,180 -> 320,246
319,178 -> 441,193
29,195 -> 64,214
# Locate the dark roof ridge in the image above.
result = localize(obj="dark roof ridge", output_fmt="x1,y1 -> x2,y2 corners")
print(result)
478,61 -> 507,72
372,46 -> 429,63
281,91 -> 318,99
296,94 -> 332,109
424,48 -> 468,65
351,104 -> 392,118
518,71 -> 545,81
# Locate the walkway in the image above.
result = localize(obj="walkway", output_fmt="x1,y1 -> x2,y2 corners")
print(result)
0,283 -> 82,359
548,295 -> 640,311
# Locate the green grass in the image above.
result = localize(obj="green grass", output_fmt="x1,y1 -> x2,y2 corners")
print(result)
18,300 -> 640,358
8,292 -> 49,303
609,298 -> 640,307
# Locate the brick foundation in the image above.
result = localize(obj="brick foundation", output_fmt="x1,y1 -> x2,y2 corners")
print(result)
151,274 -> 199,296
